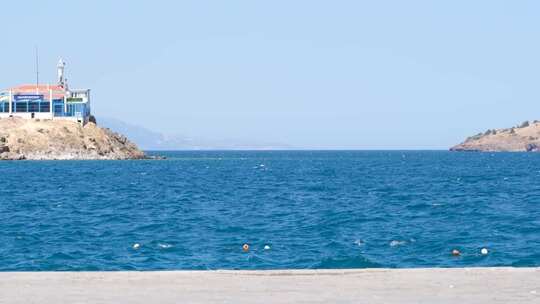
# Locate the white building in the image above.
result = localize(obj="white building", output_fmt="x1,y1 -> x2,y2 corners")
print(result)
0,59 -> 92,125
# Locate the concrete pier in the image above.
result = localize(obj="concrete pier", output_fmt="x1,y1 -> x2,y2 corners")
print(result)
0,268 -> 538,303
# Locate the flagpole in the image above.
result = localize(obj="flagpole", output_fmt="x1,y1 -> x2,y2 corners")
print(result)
35,46 -> 39,94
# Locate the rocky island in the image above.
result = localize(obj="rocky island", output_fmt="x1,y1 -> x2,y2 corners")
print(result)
0,117 -> 146,160
451,120 -> 540,152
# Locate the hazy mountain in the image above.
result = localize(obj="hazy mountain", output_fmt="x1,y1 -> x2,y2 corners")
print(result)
97,117 -> 292,150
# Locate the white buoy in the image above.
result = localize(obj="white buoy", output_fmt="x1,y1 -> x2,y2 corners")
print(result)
481,248 -> 488,255
264,245 -> 271,250
133,243 -> 140,250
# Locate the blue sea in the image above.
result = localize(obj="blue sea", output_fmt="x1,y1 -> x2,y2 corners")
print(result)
0,151 -> 539,271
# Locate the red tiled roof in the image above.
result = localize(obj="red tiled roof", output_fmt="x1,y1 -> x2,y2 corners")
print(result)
5,84 -> 66,99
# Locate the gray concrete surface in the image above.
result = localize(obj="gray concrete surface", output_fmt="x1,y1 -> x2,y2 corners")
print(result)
0,268 -> 538,303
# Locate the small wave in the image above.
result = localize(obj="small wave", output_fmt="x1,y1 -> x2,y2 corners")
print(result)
158,243 -> 173,249
46,252 -> 76,260
389,240 -> 407,247
315,256 -> 382,269
353,239 -> 365,247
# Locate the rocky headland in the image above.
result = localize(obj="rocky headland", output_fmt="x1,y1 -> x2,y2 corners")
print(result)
0,117 -> 146,160
451,120 -> 540,152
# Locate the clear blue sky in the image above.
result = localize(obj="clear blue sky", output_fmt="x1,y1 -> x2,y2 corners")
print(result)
1,1 -> 539,149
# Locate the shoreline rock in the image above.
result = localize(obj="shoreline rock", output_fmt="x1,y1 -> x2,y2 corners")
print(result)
0,117 -> 147,160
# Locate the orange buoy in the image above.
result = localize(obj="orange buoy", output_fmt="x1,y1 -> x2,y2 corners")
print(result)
451,249 -> 461,256
242,243 -> 250,252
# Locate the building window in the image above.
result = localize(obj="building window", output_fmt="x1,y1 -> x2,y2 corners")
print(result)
39,102 -> 50,112
0,102 -> 8,112
28,102 -> 39,112
14,102 -> 28,112
53,105 -> 63,116
53,100 -> 64,116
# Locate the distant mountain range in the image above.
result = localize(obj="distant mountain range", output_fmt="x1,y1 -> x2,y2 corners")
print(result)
97,117 -> 292,150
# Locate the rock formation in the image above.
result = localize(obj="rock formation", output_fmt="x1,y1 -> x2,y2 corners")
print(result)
0,117 -> 146,160
450,120 -> 540,152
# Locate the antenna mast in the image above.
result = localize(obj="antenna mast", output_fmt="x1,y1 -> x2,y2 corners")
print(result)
35,46 -> 39,92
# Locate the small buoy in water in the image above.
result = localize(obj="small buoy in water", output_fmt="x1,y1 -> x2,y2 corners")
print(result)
242,243 -> 249,252
133,243 -> 140,250
481,248 -> 488,255
264,245 -> 271,250
451,249 -> 461,256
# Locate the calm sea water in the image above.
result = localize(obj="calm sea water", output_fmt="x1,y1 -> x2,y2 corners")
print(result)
0,151 -> 539,270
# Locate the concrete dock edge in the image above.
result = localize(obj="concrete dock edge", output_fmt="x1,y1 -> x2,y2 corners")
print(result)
0,267 -> 538,303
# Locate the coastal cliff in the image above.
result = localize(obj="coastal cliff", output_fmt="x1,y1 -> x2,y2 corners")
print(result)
451,120 -> 540,152
0,117 -> 145,160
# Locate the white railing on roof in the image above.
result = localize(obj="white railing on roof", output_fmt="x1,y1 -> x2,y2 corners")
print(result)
0,91 -> 8,102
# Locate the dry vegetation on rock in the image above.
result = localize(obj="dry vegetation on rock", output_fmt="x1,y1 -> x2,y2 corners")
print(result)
451,120 -> 540,152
